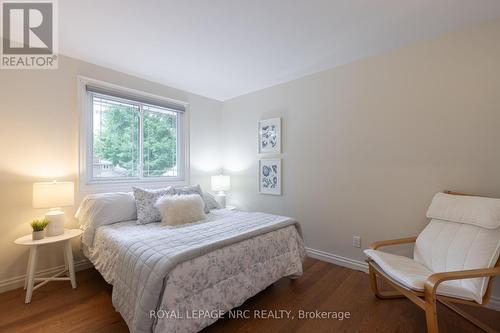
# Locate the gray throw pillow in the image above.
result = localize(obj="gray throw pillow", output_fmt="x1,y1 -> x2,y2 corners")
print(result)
203,191 -> 221,210
133,186 -> 174,224
174,184 -> 210,213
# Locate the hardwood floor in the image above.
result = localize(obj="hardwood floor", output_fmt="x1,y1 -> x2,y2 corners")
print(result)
0,258 -> 498,333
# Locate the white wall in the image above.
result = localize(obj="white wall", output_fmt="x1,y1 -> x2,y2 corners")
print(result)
0,55 -> 222,289
222,19 -> 500,300
1,18 -> 500,306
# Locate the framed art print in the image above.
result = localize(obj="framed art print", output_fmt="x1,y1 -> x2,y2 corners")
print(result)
258,118 -> 281,154
259,158 -> 281,195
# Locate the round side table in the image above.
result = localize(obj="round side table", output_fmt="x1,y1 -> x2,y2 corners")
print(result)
14,229 -> 83,303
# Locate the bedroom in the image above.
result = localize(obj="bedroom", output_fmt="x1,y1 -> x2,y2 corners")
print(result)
0,1 -> 499,332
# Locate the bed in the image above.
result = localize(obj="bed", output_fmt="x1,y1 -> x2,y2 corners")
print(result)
77,193 -> 305,333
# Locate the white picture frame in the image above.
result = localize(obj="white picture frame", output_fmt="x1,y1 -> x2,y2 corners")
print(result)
259,158 -> 281,195
258,118 -> 281,154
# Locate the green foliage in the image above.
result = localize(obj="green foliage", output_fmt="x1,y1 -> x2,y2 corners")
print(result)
31,219 -> 49,232
94,105 -> 176,177
94,106 -> 139,176
143,111 -> 176,177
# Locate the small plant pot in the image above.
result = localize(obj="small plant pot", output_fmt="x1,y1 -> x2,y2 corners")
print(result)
32,230 -> 45,241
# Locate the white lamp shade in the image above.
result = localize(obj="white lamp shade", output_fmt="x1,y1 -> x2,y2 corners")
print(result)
32,181 -> 75,209
211,175 -> 230,192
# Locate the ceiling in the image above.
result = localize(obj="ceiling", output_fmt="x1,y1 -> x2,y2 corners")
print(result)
60,1 -> 500,101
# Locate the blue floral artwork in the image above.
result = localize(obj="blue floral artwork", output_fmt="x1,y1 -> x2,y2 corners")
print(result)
259,159 -> 281,195
259,118 -> 280,153
261,125 -> 277,150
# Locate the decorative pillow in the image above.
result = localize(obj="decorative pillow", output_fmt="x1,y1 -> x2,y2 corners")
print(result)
203,191 -> 221,210
156,194 -> 206,226
174,184 -> 210,213
133,186 -> 174,224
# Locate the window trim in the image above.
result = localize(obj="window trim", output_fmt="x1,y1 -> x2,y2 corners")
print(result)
78,76 -> 190,194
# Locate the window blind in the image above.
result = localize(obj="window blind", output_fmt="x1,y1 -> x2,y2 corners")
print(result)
86,85 -> 186,112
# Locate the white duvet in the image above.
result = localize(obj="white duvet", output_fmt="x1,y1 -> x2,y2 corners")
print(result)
82,209 -> 305,333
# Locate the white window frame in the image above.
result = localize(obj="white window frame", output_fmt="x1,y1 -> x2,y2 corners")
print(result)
78,76 -> 190,194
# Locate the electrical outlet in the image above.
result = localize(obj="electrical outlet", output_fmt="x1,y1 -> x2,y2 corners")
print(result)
353,236 -> 361,248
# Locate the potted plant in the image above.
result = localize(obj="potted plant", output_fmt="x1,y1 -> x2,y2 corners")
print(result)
31,219 -> 49,240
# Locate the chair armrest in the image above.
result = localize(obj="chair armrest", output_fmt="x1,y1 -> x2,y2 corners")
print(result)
424,266 -> 500,301
369,236 -> 417,250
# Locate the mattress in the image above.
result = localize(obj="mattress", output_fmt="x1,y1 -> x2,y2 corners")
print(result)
82,209 -> 305,333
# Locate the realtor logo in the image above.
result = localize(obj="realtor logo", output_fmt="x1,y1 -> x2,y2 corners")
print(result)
1,0 -> 58,69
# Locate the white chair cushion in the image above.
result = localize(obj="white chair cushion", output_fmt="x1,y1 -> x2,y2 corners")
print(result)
414,219 -> 500,303
364,249 -> 479,302
427,192 -> 500,229
364,249 -> 432,291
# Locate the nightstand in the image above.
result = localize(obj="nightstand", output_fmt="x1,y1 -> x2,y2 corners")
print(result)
14,229 -> 83,303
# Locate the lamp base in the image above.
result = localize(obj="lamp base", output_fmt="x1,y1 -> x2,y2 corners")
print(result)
214,192 -> 226,209
45,210 -> 65,236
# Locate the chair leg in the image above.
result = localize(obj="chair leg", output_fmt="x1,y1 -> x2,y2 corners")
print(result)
439,299 -> 498,333
369,263 -> 380,295
425,301 -> 439,333
368,263 -> 405,299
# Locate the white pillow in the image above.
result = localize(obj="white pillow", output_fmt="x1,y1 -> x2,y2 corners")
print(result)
75,192 -> 137,228
75,192 -> 137,247
156,194 -> 206,226
174,184 -> 210,213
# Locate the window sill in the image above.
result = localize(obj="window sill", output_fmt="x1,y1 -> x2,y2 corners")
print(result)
78,178 -> 188,196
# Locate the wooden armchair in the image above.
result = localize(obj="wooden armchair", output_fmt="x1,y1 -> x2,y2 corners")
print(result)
365,191 -> 500,333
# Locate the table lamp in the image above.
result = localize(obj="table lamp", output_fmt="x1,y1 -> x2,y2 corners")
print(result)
211,175 -> 230,208
32,181 -> 75,236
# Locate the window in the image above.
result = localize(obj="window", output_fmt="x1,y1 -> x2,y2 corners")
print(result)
92,95 -> 140,178
79,77 -> 188,189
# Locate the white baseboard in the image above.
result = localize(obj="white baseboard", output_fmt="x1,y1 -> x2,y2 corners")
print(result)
0,259 -> 93,294
305,247 -> 500,312
487,296 -> 500,311
306,247 -> 368,273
